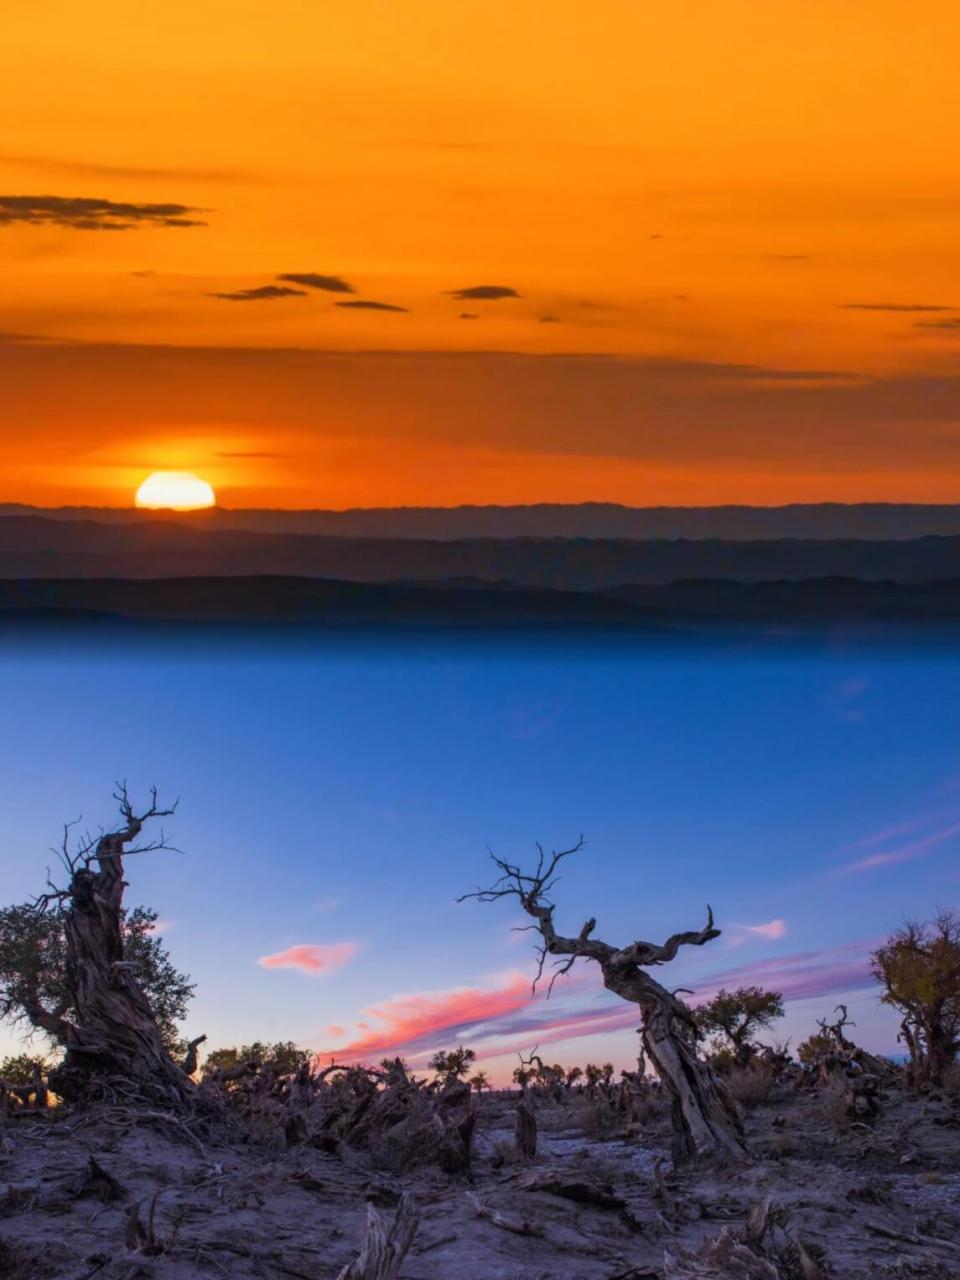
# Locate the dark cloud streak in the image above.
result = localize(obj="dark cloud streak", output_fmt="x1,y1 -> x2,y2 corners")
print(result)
0,194 -> 205,231
277,273 -> 355,294
209,285 -> 307,302
446,284 -> 522,300
335,300 -> 409,312
842,303 -> 956,313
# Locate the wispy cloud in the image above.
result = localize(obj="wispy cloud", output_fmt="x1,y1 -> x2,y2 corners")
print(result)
690,941 -> 877,1004
842,815 -> 928,854
917,318 -> 960,331
471,940 -> 876,1059
322,934 -> 880,1066
215,449 -> 285,459
311,896 -> 343,914
822,674 -> 871,722
0,194 -> 205,231
258,942 -> 358,974
729,918 -> 788,946
840,302 -> 956,313
0,154 -> 246,183
842,819 -> 960,873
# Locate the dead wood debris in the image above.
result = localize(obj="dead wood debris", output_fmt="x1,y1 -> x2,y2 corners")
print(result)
125,1190 -> 175,1256
865,1221 -> 960,1258
467,1190 -> 546,1237
201,1057 -> 480,1174
335,1191 -> 421,1280
516,1166 -> 626,1207
68,1155 -> 126,1203
662,1198 -> 828,1280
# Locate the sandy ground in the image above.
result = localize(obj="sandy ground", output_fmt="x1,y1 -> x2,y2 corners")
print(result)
1,1085 -> 959,1279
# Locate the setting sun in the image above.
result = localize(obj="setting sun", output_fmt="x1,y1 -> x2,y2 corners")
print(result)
135,472 -> 216,511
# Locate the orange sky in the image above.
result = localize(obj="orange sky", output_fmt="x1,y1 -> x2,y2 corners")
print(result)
3,0 -> 960,507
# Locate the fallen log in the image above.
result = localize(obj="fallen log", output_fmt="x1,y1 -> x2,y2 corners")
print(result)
467,1192 -> 545,1238
516,1169 -> 625,1208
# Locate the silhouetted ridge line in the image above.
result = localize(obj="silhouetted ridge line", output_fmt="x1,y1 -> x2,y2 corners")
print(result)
5,501 -> 960,540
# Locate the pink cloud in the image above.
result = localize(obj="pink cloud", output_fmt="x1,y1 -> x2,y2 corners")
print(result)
319,938 -> 883,1069
689,940 -> 878,1004
843,816 -> 927,853
470,940 -> 882,1059
321,971 -> 534,1058
743,918 -> 787,941
258,942 -> 358,975
843,820 -> 960,873
144,917 -> 174,934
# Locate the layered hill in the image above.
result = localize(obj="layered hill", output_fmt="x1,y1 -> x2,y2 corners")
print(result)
0,515 -> 959,587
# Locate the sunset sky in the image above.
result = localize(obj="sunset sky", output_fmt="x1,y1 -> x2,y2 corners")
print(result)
2,636 -> 958,1080
4,0 -> 960,507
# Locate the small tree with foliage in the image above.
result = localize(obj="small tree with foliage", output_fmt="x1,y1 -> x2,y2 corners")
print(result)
0,1053 -> 55,1086
694,986 -> 785,1065
872,912 -> 960,1087
469,1071 -> 488,1093
203,1041 -> 312,1077
0,902 -> 193,1059
0,787 -> 197,1104
429,1046 -> 476,1080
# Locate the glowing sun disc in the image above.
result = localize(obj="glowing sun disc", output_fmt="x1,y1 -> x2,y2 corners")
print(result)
135,471 -> 216,511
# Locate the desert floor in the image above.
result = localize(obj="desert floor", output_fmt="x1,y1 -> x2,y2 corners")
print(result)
1,1084 -> 959,1279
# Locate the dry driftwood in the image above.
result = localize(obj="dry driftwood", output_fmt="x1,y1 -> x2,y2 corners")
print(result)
664,1228 -> 779,1280
516,1168 -> 626,1208
467,1192 -> 545,1238
866,1222 -> 960,1257
336,1192 -> 420,1280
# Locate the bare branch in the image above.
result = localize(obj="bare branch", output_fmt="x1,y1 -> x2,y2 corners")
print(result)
612,905 -> 719,967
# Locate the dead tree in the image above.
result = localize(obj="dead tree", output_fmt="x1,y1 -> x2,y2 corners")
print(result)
461,839 -> 747,1163
182,1034 -> 207,1077
40,785 -> 197,1106
514,1049 -> 539,1159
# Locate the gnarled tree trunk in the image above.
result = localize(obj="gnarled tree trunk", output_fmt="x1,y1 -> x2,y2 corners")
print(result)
636,988 -> 745,1162
48,790 -> 194,1107
462,839 -> 749,1164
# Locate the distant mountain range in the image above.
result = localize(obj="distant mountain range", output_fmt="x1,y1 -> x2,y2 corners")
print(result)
5,501 -> 960,541
1,515 -> 960,588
